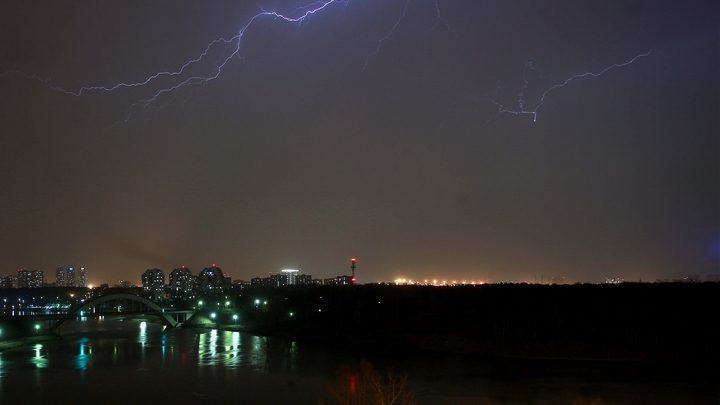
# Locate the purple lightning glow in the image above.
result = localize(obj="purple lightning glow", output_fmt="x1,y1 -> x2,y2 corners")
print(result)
485,51 -> 652,124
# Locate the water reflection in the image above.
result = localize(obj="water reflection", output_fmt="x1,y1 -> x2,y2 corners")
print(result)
0,319 -> 709,405
160,331 -> 167,360
139,321 -> 147,345
199,329 -> 247,368
75,337 -> 90,370
29,344 -> 48,369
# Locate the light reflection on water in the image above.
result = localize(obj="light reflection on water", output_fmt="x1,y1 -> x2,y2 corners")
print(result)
0,319 -> 714,405
75,337 -> 90,371
29,344 -> 47,369
196,329 -> 284,371
51,319 -> 305,373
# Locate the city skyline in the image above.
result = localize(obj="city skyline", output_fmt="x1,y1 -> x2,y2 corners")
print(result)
0,1 -> 717,285
1,259 -> 713,287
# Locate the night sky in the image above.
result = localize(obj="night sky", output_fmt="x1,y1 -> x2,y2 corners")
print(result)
1,1 -> 717,285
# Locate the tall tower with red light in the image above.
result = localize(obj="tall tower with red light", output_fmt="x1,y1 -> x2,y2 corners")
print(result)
351,258 -> 356,284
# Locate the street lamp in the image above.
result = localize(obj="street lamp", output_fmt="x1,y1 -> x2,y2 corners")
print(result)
34,324 -> 40,335
233,314 -> 238,324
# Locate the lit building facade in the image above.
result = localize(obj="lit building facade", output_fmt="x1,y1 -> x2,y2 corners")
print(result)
281,269 -> 299,285
1,275 -> 18,289
249,270 -> 314,287
17,269 -> 43,288
169,267 -> 194,299
142,268 -> 165,301
66,267 -> 76,287
198,266 -> 224,294
55,267 -> 66,286
77,267 -> 88,287
335,275 -> 353,285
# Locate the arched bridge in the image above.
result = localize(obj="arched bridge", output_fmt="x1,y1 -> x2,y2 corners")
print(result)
54,294 -> 181,332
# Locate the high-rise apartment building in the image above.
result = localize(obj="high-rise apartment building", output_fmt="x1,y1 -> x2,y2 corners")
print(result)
142,268 -> 165,301
0,275 -> 18,289
281,269 -> 299,285
169,266 -> 194,298
66,267 -> 76,287
17,269 -> 43,288
77,267 -> 88,287
55,267 -> 66,286
198,265 -> 224,293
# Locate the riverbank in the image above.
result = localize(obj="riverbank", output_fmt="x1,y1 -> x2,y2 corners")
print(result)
0,334 -> 61,352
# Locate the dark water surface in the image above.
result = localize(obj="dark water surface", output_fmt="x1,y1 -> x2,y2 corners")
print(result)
0,319 -> 715,404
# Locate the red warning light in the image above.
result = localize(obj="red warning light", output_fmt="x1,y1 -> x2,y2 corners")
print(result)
351,258 -> 356,262
351,278 -> 356,283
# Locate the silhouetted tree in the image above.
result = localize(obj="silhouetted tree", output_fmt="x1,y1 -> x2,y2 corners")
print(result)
323,360 -> 415,405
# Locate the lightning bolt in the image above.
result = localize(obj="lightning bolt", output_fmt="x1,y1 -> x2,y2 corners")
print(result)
3,2 -> 650,129
2,0 -> 425,126
486,50 -> 652,124
363,0 -> 410,71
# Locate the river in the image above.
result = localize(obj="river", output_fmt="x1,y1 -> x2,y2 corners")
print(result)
0,318 -> 715,404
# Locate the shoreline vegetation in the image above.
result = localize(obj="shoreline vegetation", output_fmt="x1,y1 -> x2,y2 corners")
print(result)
182,283 -> 718,363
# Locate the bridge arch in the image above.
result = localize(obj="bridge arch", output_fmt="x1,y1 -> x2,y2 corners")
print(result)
55,293 -> 178,332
